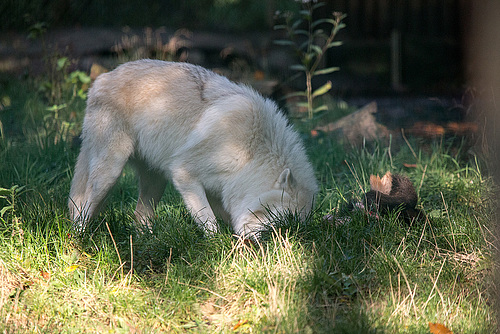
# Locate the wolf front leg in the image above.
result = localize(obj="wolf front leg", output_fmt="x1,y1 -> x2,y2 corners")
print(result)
171,167 -> 218,235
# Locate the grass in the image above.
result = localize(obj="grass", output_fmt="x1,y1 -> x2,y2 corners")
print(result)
0,75 -> 496,333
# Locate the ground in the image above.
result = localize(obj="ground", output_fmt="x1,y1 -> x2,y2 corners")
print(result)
0,27 -> 494,333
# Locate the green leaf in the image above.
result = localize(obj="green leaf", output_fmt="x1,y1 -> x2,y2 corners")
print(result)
290,64 -> 307,72
292,29 -> 309,37
0,185 -> 21,218
333,23 -> 346,34
70,71 -> 91,84
0,205 -> 13,217
57,57 -> 69,71
46,104 -> 67,112
299,10 -> 310,17
312,81 -> 332,98
273,25 -> 287,30
13,185 -> 22,192
291,19 -> 303,30
312,105 -> 328,114
77,89 -> 87,99
313,67 -> 340,75
274,40 -> 295,47
312,18 -> 337,28
312,2 -> 326,10
296,102 -> 310,108
327,41 -> 343,48
310,45 -> 323,56
313,30 -> 329,39
298,40 -> 310,51
303,53 -> 314,66
0,187 -> 12,196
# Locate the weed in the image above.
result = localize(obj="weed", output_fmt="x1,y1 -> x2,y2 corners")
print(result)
0,185 -> 23,220
24,22 -> 90,146
274,1 -> 346,119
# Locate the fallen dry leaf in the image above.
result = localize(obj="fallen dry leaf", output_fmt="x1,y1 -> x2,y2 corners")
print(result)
408,122 -> 445,137
253,70 -> 265,81
446,121 -> 478,136
429,322 -> 453,334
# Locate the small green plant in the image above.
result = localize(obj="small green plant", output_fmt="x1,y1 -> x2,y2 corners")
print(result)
39,56 -> 91,106
26,23 -> 90,144
274,1 -> 346,119
0,185 -> 23,221
38,57 -> 90,144
27,22 -> 83,106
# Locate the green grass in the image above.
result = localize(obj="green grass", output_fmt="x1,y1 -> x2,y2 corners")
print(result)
0,76 -> 496,333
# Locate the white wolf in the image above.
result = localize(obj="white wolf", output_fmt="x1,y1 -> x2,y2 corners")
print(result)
68,59 -> 318,237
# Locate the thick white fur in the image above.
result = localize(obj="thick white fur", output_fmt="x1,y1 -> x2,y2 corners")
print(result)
68,60 -> 318,237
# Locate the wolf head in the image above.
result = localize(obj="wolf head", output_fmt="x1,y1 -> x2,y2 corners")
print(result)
234,168 -> 317,238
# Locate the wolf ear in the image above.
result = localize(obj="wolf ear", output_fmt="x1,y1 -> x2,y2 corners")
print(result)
277,168 -> 292,189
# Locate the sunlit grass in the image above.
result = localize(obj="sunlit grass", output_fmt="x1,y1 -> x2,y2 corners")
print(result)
0,77 -> 496,333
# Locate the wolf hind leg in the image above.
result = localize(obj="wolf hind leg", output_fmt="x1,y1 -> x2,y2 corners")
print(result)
130,158 -> 167,232
69,133 -> 134,234
68,145 -> 92,226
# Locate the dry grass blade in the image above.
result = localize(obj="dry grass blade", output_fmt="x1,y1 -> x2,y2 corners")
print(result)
440,192 -> 456,251
422,259 -> 446,310
393,256 -> 419,319
345,159 -> 365,193
106,221 -> 124,281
